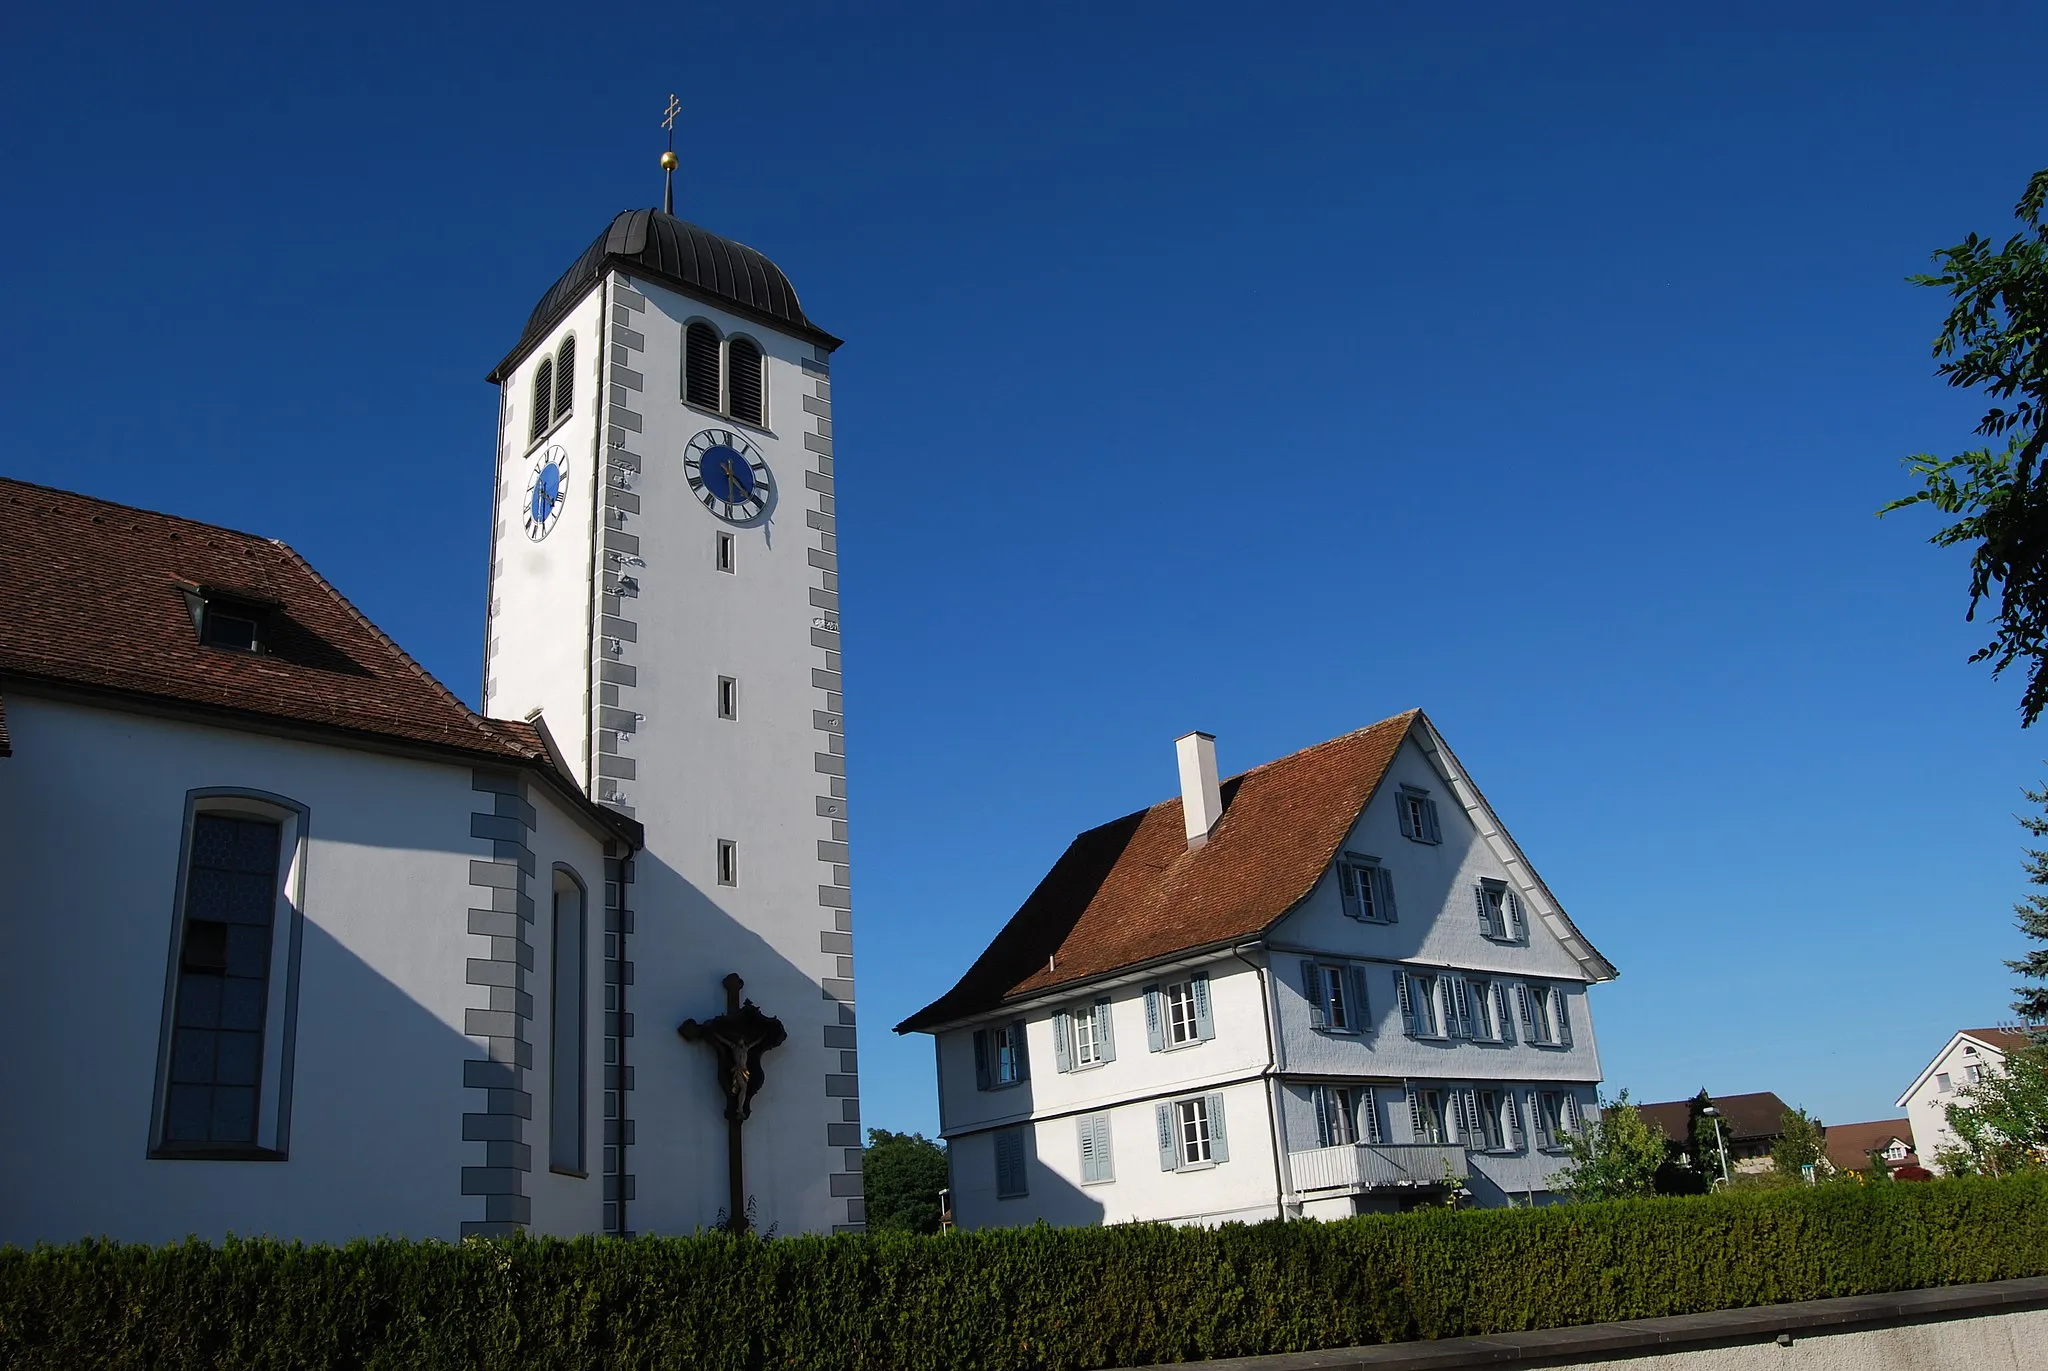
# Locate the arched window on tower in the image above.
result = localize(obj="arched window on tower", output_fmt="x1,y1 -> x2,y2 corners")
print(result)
553,335 -> 575,424
529,356 -> 554,444
684,322 -> 722,412
726,337 -> 765,427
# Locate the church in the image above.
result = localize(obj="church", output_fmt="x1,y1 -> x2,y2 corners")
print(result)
0,199 -> 864,1241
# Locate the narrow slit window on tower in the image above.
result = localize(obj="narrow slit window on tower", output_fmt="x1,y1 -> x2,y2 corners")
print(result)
715,531 -> 735,573
717,676 -> 737,720
685,322 -> 722,411
726,336 -> 764,426
717,840 -> 737,887
553,335 -> 575,423
530,357 -> 554,443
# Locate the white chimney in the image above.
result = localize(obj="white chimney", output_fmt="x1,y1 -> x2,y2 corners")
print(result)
1176,731 -> 1223,848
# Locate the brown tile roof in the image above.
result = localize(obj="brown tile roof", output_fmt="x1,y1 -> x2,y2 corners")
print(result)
1823,1118 -> 1916,1173
1638,1092 -> 1794,1146
0,478 -> 635,841
1964,1027 -> 2037,1055
899,713 -> 1427,1033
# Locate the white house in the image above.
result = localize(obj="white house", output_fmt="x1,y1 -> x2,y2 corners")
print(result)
1,197 -> 869,1242
898,713 -> 1616,1229
1896,1026 -> 2034,1172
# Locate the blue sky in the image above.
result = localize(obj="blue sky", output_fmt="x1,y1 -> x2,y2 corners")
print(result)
7,2 -> 2048,1141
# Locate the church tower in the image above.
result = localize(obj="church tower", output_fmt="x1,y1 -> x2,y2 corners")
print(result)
480,201 -> 862,1235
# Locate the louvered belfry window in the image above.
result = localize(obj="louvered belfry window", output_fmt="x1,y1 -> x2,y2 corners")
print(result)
552,335 -> 575,422
726,336 -> 764,426
530,357 -> 554,443
685,322 -> 722,410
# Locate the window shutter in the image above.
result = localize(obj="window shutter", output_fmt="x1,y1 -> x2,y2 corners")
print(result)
1405,1084 -> 1423,1141
1078,1115 -> 1096,1178
1475,884 -> 1493,936
1011,1019 -> 1030,1080
1144,986 -> 1164,1052
1563,1092 -> 1582,1135
1494,984 -> 1516,1044
1156,1102 -> 1178,1171
1096,1114 -> 1115,1181
1425,798 -> 1442,843
1450,979 -> 1472,1039
1505,1092 -> 1525,1150
1464,1089 -> 1483,1146
1396,971 -> 1416,1036
1300,960 -> 1327,1031
996,1128 -> 1026,1197
1398,796 -> 1416,839
1192,973 -> 1215,1041
1206,1092 -> 1229,1163
1052,1011 -> 1073,1074
1347,965 -> 1371,1032
1506,890 -> 1526,940
530,358 -> 553,442
1532,1091 -> 1553,1148
684,322 -> 721,409
1338,863 -> 1361,919
1094,999 -> 1117,1063
726,336 -> 765,426
1314,1085 -> 1333,1148
1554,989 -> 1573,1048
1376,866 -> 1397,922
973,1029 -> 991,1091
1360,1087 -> 1382,1145
1516,984 -> 1537,1040
553,335 -> 575,421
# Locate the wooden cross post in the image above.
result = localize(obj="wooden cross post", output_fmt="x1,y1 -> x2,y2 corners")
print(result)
678,973 -> 787,1233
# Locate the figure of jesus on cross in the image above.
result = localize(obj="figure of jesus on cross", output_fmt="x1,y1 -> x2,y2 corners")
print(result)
678,973 -> 787,1231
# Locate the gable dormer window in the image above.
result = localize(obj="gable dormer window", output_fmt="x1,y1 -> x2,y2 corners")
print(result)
1397,786 -> 1442,844
179,582 -> 271,654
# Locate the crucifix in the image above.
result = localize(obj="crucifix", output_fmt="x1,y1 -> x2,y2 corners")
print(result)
678,973 -> 787,1232
659,92 -> 681,215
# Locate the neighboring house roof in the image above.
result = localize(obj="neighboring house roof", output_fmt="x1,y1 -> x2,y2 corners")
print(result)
0,478 -> 638,845
897,710 -> 1614,1034
1638,1092 -> 1794,1147
1822,1118 -> 1917,1173
490,208 -> 839,381
1894,1026 -> 2040,1107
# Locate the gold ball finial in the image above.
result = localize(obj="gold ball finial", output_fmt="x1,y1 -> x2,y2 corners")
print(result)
660,150 -> 679,172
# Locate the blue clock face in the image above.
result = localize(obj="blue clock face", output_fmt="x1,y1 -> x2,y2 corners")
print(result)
524,444 -> 570,541
684,428 -> 771,523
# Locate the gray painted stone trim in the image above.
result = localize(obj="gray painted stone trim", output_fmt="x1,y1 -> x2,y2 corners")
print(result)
596,274 -> 648,821
1137,1276 -> 2048,1371
800,367 -> 863,1226
462,768 -> 537,1238
602,852 -> 637,1235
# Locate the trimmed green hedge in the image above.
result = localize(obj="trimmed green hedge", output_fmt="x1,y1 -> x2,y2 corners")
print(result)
3,1177 -> 2045,1369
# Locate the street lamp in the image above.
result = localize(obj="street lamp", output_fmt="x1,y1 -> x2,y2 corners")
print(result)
1701,1105 -> 1732,1188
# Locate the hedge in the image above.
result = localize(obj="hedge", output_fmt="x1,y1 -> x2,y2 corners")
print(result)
3,1177 -> 2045,1369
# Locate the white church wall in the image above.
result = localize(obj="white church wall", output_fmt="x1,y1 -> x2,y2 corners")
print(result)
0,695 -> 492,1244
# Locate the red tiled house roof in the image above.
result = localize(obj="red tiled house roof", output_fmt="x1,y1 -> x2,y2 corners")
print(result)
899,710 -> 1612,1033
0,478 -> 635,842
1638,1092 -> 1794,1147
1962,1027 -> 2036,1054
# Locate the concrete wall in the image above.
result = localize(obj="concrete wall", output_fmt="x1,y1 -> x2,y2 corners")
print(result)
1593,1311 -> 2047,1370
0,695 -> 609,1244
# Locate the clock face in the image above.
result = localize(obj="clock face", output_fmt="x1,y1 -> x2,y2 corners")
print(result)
684,428 -> 772,523
524,444 -> 570,541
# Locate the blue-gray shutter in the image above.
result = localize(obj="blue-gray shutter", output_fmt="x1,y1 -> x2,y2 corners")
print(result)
1376,865 -> 1397,922
1424,798 -> 1442,843
1192,972 -> 1215,1041
1011,1019 -> 1030,1080
1052,1010 -> 1073,1073
1360,1087 -> 1382,1145
973,1029 -> 991,1090
1346,965 -> 1371,1032
1301,959 -> 1327,1031
1405,1084 -> 1423,1141
1505,1091 -> 1525,1150
1449,978 -> 1471,1039
995,1128 -> 1026,1197
1313,1085 -> 1333,1148
1494,983 -> 1516,1044
1563,1092 -> 1582,1135
1396,972 -> 1416,1037
1079,1114 -> 1113,1183
1156,1102 -> 1178,1171
1144,986 -> 1164,1052
1094,999 -> 1117,1063
1338,862 -> 1361,919
1475,884 -> 1494,937
1397,794 -> 1416,839
1206,1092 -> 1229,1163
1554,988 -> 1574,1048
1506,889 -> 1526,940
1516,984 -> 1537,1041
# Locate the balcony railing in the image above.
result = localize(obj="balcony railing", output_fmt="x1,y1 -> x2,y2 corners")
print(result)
1289,1142 -> 1469,1193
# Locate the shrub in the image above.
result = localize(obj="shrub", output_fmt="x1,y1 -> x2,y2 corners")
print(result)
2,1176 -> 2044,1370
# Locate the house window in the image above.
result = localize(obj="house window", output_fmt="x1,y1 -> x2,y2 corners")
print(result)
1517,983 -> 1573,1047
1536,1091 -> 1576,1150
549,868 -> 588,1175
1468,1089 -> 1506,1150
1146,973 -> 1213,1050
1465,978 -> 1497,1041
715,531 -> 735,573
974,1020 -> 1030,1089
1936,1072 -> 1952,1093
1410,1087 -> 1446,1144
154,794 -> 306,1158
1398,786 -> 1442,844
1077,1112 -> 1115,1184
1885,1139 -> 1909,1162
1398,971 -> 1442,1038
1475,879 -> 1524,941
685,322 -> 722,410
1339,857 -> 1397,923
994,1127 -> 1028,1198
1967,1063 -> 1983,1084
1157,1093 -> 1230,1170
1302,960 -> 1369,1033
727,336 -> 765,427
717,676 -> 737,720
716,839 -> 737,887
1315,1085 -> 1359,1148
1054,999 -> 1115,1071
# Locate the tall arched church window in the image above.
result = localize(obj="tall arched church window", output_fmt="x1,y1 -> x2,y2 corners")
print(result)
685,322 -> 722,411
530,357 -> 554,444
727,337 -> 764,427
553,335 -> 575,423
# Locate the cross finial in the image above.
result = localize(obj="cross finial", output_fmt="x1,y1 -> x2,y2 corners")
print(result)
659,93 -> 681,214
